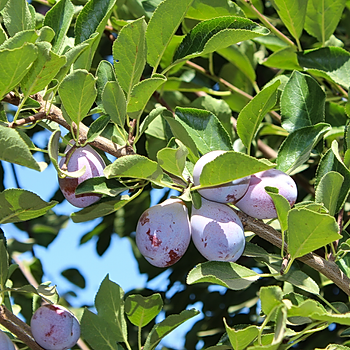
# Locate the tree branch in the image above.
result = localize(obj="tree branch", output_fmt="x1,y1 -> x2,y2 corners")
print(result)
2,93 -> 134,158
235,209 -> 350,296
0,305 -> 45,350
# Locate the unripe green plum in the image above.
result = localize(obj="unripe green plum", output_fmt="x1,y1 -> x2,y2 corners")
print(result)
193,150 -> 250,204
58,143 -> 106,208
31,304 -> 80,350
235,169 -> 297,219
191,198 -> 245,262
136,198 -> 191,267
0,330 -> 15,350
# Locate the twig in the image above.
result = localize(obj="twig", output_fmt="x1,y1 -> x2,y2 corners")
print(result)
235,209 -> 350,296
0,305 -> 45,350
3,93 -> 134,158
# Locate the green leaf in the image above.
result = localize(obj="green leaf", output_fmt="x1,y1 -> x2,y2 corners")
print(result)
81,309 -> 124,350
0,239 -> 8,290
271,0 -> 307,40
102,81 -> 126,127
198,151 -> 275,187
0,125 -> 42,171
187,261 -> 260,290
104,155 -> 163,181
71,195 -> 136,223
187,0 -> 245,20
96,60 -> 116,107
125,294 -> 163,327
0,26 -> 7,46
94,275 -> 127,343
297,47 -> 350,88
127,74 -> 167,120
280,71 -> 326,133
37,26 -> 55,43
0,0 -> 6,11
190,95 -> 234,141
0,189 -> 57,224
276,123 -> 331,174
260,285 -> 283,316
315,171 -> 344,216
113,17 -> 147,96
172,16 -> 269,66
54,42 -> 90,83
218,44 -> 256,83
315,142 -> 350,213
1,0 -> 35,36
174,107 -> 232,154
146,0 -> 194,69
86,115 -> 111,143
61,268 -> 86,289
75,0 -> 117,44
0,30 -> 38,50
75,177 -> 128,197
287,208 -> 341,259
43,0 -> 75,54
157,140 -> 188,178
162,112 -> 199,162
59,69 -> 97,125
265,187 -> 290,233
138,106 -> 167,141
143,309 -> 200,350
72,32 -> 100,71
262,47 -> 300,71
21,42 -> 67,96
237,80 -> 280,151
224,321 -> 259,350
304,0 -> 346,44
0,43 -> 38,100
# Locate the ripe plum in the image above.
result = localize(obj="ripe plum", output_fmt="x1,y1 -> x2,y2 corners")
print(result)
191,198 -> 245,262
0,330 -> 15,350
31,304 -> 80,350
193,150 -> 250,203
58,143 -> 105,208
235,168 -> 297,219
136,198 -> 191,267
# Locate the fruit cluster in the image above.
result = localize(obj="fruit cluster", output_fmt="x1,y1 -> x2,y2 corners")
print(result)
136,151 -> 298,268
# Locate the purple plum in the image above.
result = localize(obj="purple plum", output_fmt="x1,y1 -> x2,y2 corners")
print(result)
0,330 -> 15,350
31,304 -> 80,350
136,198 -> 191,267
193,150 -> 250,204
235,168 -> 298,219
58,143 -> 106,208
191,198 -> 245,262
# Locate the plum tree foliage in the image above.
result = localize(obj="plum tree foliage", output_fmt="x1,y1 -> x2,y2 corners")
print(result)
2,0 -> 350,349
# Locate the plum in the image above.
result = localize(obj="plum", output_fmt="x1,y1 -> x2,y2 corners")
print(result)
193,150 -> 250,204
136,198 -> 191,267
235,168 -> 297,219
30,304 -> 80,350
191,198 -> 245,262
58,143 -> 106,208
0,330 -> 15,350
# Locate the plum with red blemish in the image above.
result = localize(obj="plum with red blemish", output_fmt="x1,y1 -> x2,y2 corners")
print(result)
0,330 -> 15,350
235,168 -> 297,219
193,150 -> 250,204
58,143 -> 106,208
136,198 -> 191,267
30,304 -> 80,350
191,198 -> 245,262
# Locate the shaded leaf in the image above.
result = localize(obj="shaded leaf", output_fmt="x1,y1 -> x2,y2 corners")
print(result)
102,81 -> 126,127
0,189 -> 57,224
281,71 -> 326,133
187,261 -> 260,290
61,268 -> 86,289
